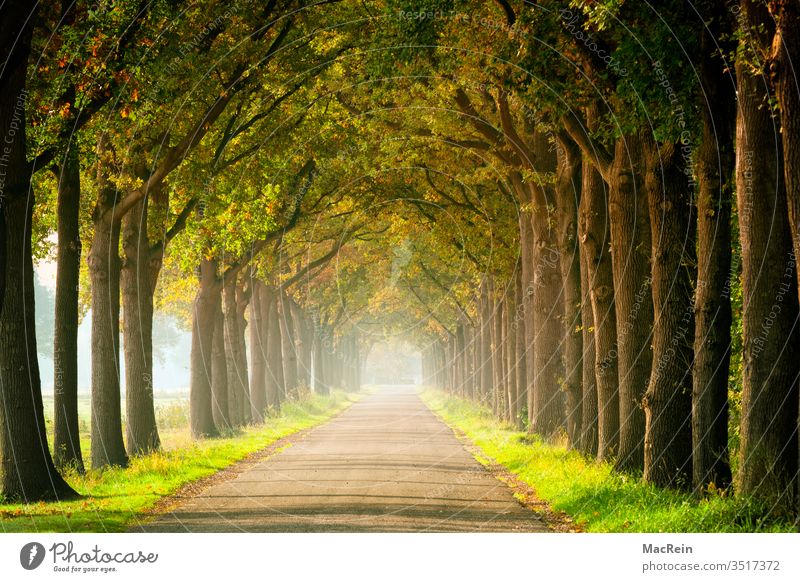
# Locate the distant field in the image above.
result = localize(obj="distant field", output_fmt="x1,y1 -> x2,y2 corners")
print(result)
42,392 -> 195,455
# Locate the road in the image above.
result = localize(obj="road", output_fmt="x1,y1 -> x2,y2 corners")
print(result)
135,385 -> 548,532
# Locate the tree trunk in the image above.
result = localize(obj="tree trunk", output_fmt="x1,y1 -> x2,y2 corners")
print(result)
223,277 -> 248,427
491,293 -> 505,418
311,314 -> 328,395
513,266 -> 527,429
290,299 -> 311,390
528,133 -> 566,438
0,11 -> 78,495
580,153 -> 619,462
88,200 -> 128,468
249,279 -> 266,422
556,134 -> 583,448
210,294 -> 229,430
768,0 -> 800,509
578,191 -> 598,456
265,284 -> 285,407
464,322 -> 476,400
736,0 -> 800,507
505,293 -> 518,424
189,258 -> 220,438
693,16 -> 735,491
121,196 -> 161,457
642,141 -> 695,490
235,281 -> 251,424
511,172 -> 536,428
480,282 -> 493,403
279,291 -> 299,397
52,145 -> 84,473
772,1 -> 800,301
609,133 -> 653,473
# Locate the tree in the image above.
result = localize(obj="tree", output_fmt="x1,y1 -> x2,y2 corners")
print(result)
0,0 -> 77,500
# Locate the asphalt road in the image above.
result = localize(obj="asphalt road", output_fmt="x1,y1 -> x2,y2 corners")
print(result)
135,385 -> 548,532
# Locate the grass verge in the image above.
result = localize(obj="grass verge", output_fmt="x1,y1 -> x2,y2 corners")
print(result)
420,389 -> 797,533
0,391 -> 357,533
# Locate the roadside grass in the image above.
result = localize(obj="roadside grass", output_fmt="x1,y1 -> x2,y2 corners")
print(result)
420,389 -> 798,533
0,391 -> 357,533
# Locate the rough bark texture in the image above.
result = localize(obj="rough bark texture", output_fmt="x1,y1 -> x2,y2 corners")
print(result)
265,284 -> 285,407
511,172 -> 535,428
642,142 -> 695,490
235,282 -> 251,424
249,279 -> 266,422
480,282 -> 493,403
289,299 -> 311,389
505,292 -> 518,424
279,291 -> 299,397
52,146 -> 84,472
556,135 -> 583,448
578,195 -> 598,457
772,1 -> 800,301
210,295 -> 229,430
693,15 -> 735,491
88,196 -> 128,468
189,258 -> 220,438
494,298 -> 507,417
528,133 -> 566,438
223,277 -> 249,427
609,133 -> 653,473
513,266 -> 527,429
580,156 -> 618,461
736,0 -> 800,507
121,196 -> 161,457
312,315 -> 329,395
0,6 -> 78,496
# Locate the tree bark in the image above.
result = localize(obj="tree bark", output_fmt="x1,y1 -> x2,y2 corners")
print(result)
249,279 -> 266,422
121,196 -> 161,456
510,172 -> 536,428
235,281 -> 251,424
513,266 -> 527,429
505,293 -> 518,424
642,141 -> 695,490
771,0 -> 800,304
693,13 -> 735,491
311,314 -> 328,395
52,145 -> 84,472
189,258 -> 220,438
0,6 -> 78,495
609,134 -> 653,473
736,0 -> 800,507
768,0 -> 800,510
529,133 -> 565,438
289,299 -> 311,390
279,291 -> 299,397
210,293 -> 229,430
580,152 -> 619,462
88,194 -> 128,468
578,189 -> 598,456
223,277 -> 249,426
265,284 -> 285,407
491,293 -> 506,418
556,134 -> 583,448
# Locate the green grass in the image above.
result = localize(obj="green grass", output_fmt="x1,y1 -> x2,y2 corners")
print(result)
420,389 -> 798,533
0,391 -> 357,532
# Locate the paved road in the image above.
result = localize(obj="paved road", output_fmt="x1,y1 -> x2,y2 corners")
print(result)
135,385 -> 548,532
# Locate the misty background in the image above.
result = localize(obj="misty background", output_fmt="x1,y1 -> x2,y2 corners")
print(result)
34,264 -> 422,395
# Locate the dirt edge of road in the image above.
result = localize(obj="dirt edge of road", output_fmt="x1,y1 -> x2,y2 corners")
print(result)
424,407 -> 583,533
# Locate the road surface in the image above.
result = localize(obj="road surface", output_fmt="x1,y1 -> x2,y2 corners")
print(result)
135,385 -> 548,532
